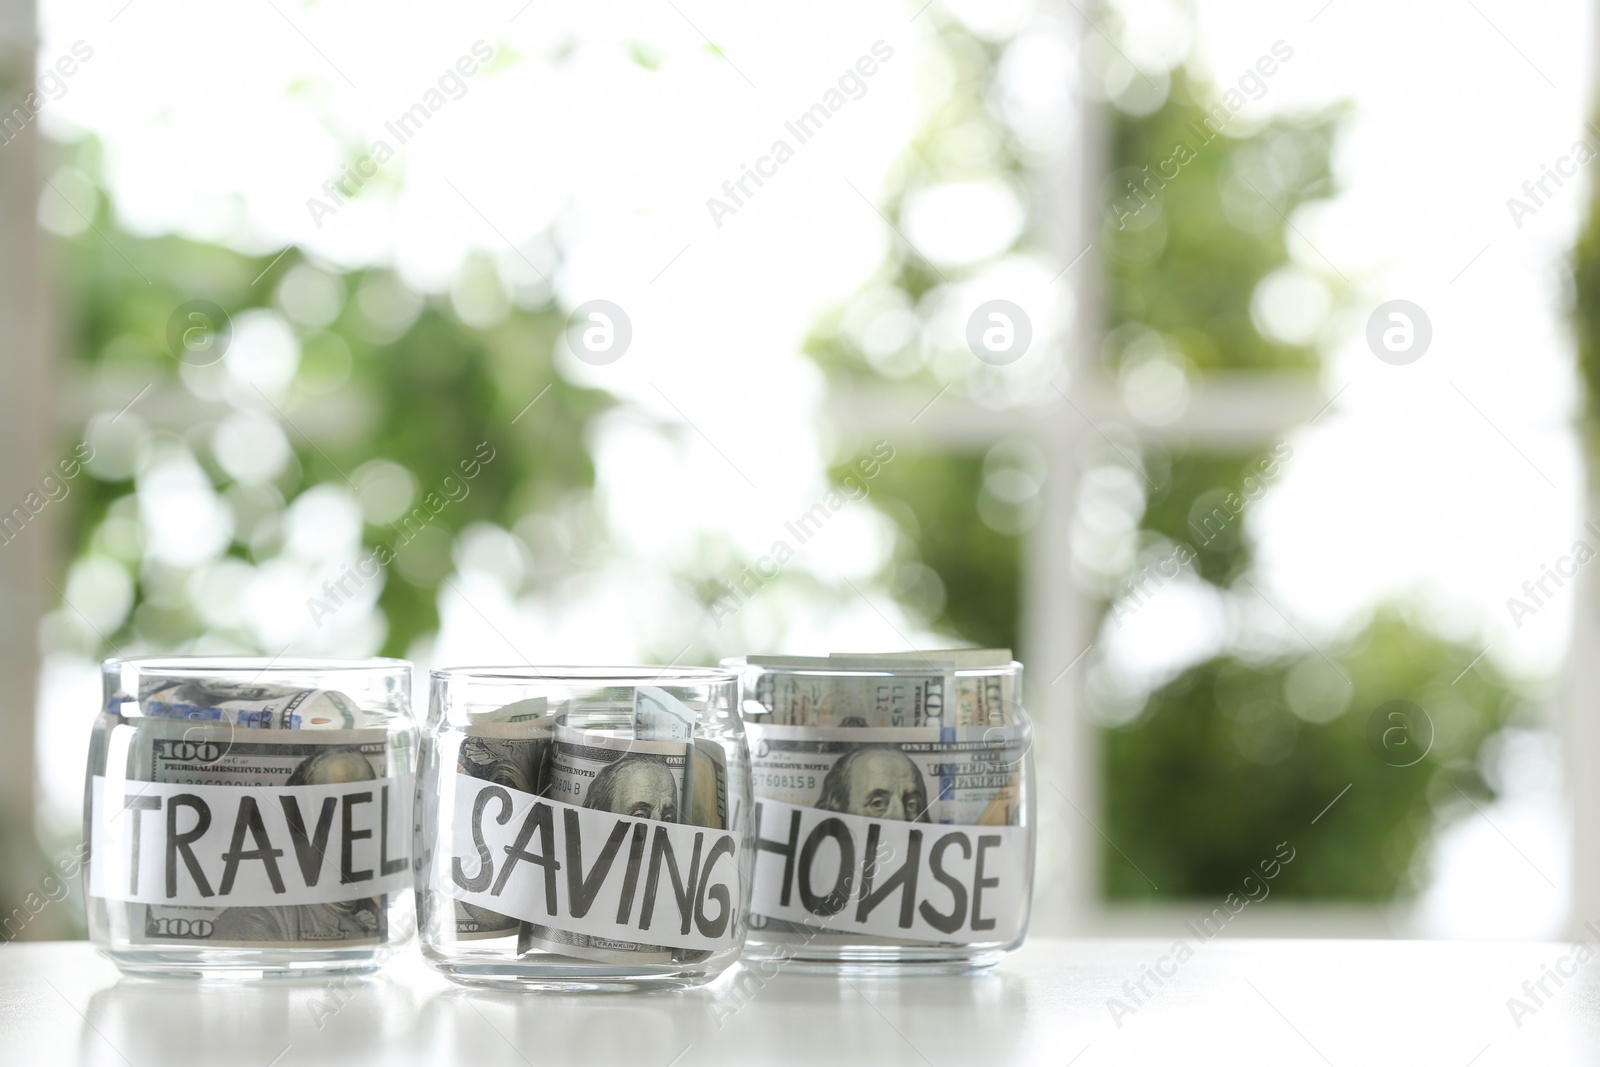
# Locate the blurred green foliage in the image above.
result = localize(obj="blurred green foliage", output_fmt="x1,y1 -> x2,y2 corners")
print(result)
1096,72 -> 1519,901
1102,70 -> 1343,375
1137,451 -> 1268,587
1570,160 -> 1600,453
835,451 -> 1022,650
804,32 -> 1034,387
1103,610 -> 1515,900
26,142 -> 619,939
803,22 -> 1039,646
55,138 -> 611,661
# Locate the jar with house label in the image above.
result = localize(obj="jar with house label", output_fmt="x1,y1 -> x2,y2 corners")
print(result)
725,650 -> 1034,971
416,666 -> 752,990
84,657 -> 418,978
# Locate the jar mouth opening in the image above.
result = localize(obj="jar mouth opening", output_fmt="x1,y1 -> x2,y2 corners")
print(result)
430,665 -> 738,686
105,656 -> 412,675
720,656 -> 1023,679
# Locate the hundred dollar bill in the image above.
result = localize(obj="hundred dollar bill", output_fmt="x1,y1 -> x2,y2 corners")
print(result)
935,648 -> 1016,728
521,688 -> 731,964
828,649 -> 1017,726
827,649 -> 1012,668
635,685 -> 695,741
744,656 -> 955,728
635,685 -> 731,833
136,678 -> 360,730
749,723 -> 1023,826
452,698 -> 553,940
523,724 -> 689,963
124,719 -> 401,949
746,721 -> 1026,944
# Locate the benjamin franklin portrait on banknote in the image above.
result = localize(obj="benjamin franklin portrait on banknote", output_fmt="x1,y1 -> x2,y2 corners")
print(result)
814,747 -> 930,823
585,756 -> 680,823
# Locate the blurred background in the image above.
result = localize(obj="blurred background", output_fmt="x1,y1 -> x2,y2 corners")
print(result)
1,0 -> 1595,942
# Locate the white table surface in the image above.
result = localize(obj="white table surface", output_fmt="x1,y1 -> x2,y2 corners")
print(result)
1,938 -> 1595,1065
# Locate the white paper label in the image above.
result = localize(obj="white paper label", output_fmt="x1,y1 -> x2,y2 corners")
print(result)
88,775 -> 412,907
443,773 -> 742,953
749,799 -> 1028,944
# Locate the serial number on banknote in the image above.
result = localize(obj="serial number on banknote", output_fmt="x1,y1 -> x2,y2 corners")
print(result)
545,776 -> 586,799
753,773 -> 818,790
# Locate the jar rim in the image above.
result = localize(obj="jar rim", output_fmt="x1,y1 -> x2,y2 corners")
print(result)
720,655 -> 1023,678
105,655 -> 412,674
431,664 -> 738,685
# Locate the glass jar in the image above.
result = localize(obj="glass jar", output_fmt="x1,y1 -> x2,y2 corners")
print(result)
85,657 -> 418,979
724,653 -> 1034,972
416,666 -> 752,990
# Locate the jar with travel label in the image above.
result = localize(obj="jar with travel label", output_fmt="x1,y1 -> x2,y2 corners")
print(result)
84,657 -> 418,978
416,666 -> 752,990
725,650 -> 1034,972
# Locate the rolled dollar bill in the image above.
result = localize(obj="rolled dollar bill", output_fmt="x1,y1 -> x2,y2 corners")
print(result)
452,698 -> 553,940
750,724 -> 1023,827
520,686 -> 732,964
636,689 -> 736,966
827,649 -> 1016,726
113,718 -> 407,949
137,678 -> 360,730
744,656 -> 955,728
634,685 -> 695,741
523,724 -> 691,963
826,649 -> 1012,668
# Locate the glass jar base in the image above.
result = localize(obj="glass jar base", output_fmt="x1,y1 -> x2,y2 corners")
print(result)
427,957 -> 721,992
101,947 -> 390,981
743,940 -> 1010,974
